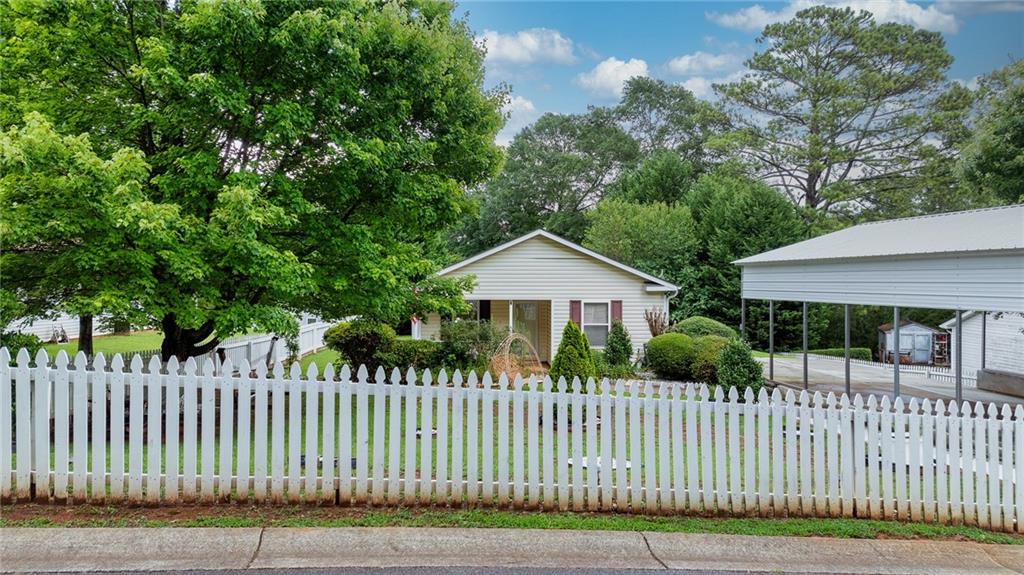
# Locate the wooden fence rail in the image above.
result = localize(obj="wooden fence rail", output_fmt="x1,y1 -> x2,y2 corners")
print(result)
2,347 -> 1021,532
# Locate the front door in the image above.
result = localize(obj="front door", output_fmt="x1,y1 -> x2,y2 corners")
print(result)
513,301 -> 540,354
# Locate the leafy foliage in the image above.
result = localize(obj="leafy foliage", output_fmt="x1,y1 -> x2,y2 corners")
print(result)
0,332 -> 43,362
810,348 -> 873,362
671,316 -> 737,340
583,199 -> 696,303
690,335 -> 730,384
437,320 -> 505,371
716,6 -> 961,215
549,321 -> 596,384
0,1 -> 504,360
717,338 -> 764,398
960,60 -> 1024,205
603,320 -> 633,367
591,350 -> 635,380
454,110 -> 639,252
377,339 -> 441,371
645,333 -> 696,381
324,320 -> 397,371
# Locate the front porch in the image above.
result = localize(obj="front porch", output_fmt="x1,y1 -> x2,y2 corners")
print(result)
474,299 -> 553,362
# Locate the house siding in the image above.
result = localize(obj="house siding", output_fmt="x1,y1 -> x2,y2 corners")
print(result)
433,236 -> 667,360
948,313 -> 1024,377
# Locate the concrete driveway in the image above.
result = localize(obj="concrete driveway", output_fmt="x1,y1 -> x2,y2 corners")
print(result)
762,354 -> 1024,408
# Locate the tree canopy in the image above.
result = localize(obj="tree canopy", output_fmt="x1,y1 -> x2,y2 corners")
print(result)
959,60 -> 1024,205
1,0 -> 503,359
715,6 -> 963,217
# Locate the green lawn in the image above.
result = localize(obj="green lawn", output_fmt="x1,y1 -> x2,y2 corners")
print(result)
2,506 -> 1020,544
299,348 -> 340,372
43,331 -> 164,357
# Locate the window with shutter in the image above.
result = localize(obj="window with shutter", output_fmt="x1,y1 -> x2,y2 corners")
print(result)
581,301 -> 610,347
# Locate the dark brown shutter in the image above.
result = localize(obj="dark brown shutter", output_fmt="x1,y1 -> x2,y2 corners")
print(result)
611,300 -> 623,322
479,300 -> 491,321
569,300 -> 581,326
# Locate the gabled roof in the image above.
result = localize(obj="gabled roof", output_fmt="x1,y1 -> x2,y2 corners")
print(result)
735,204 -> 1024,265
878,320 -> 943,333
438,229 -> 679,292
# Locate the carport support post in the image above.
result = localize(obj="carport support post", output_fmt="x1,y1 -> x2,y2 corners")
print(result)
893,307 -> 901,399
981,311 -> 987,370
802,301 -> 808,390
768,301 -> 774,382
844,304 -> 851,397
956,309 -> 963,404
740,298 -> 746,339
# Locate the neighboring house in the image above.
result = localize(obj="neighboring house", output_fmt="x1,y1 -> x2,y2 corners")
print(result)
4,313 -> 110,341
413,229 -> 678,362
877,320 -> 946,365
941,312 -> 1024,377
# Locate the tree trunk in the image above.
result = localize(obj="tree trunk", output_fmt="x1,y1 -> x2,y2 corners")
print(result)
78,314 -> 94,357
160,313 -> 221,362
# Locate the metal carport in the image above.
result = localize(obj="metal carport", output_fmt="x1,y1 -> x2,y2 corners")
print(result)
734,204 -> 1024,401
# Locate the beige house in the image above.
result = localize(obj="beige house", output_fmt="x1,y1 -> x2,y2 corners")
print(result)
413,230 -> 678,362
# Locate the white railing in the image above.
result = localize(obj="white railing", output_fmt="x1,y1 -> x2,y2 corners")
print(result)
787,352 -> 978,388
3,347 -> 1022,532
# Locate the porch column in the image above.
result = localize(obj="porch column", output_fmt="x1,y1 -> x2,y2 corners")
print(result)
893,307 -> 901,399
802,301 -> 808,390
508,300 -> 514,333
956,309 -> 963,404
981,311 -> 987,371
769,300 -> 775,382
844,304 -> 851,397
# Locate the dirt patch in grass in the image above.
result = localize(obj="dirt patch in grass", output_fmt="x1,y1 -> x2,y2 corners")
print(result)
2,503 -> 1022,545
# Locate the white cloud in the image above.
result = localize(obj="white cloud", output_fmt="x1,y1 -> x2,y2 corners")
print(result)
667,51 -> 739,75
479,28 -> 577,65
707,0 -> 959,34
575,57 -> 649,98
496,96 -> 540,146
679,71 -> 746,100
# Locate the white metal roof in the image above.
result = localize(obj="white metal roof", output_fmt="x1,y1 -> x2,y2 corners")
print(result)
735,204 -> 1024,265
438,229 -> 679,291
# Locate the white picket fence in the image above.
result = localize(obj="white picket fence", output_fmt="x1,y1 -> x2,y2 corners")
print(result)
3,347 -> 1022,532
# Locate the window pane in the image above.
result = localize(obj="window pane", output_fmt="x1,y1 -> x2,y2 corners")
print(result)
584,325 -> 609,347
584,302 -> 608,324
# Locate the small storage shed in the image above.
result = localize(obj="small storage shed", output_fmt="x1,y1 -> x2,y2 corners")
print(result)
877,320 -> 945,365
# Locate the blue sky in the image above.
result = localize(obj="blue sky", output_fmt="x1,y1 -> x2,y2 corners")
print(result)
457,1 -> 1024,144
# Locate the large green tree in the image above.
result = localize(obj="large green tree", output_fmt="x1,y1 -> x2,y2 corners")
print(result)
1,0 -> 503,360
613,77 -> 725,170
959,60 -> 1024,205
716,6 -> 963,217
453,110 -> 638,254
683,170 -> 823,351
583,199 -> 697,301
0,114 -> 153,355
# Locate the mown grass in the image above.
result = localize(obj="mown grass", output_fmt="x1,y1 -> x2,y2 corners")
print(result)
42,331 -> 166,357
2,505 -> 1020,545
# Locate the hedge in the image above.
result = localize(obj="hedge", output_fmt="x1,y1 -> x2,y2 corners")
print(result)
645,333 -> 696,380
809,347 -> 873,362
671,316 -> 737,340
690,335 -> 729,384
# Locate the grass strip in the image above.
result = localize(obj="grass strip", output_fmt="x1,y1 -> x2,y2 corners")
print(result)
2,505 -> 1020,545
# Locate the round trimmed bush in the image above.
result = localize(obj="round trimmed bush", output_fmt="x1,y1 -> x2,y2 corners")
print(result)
717,338 -> 764,398
689,335 -> 729,384
645,333 -> 696,380
0,332 -> 43,363
671,316 -> 737,340
323,319 -> 396,369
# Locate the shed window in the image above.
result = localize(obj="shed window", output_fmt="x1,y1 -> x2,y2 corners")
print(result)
582,302 -> 610,347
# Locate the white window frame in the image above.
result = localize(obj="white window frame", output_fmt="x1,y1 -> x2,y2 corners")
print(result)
581,300 -> 611,349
